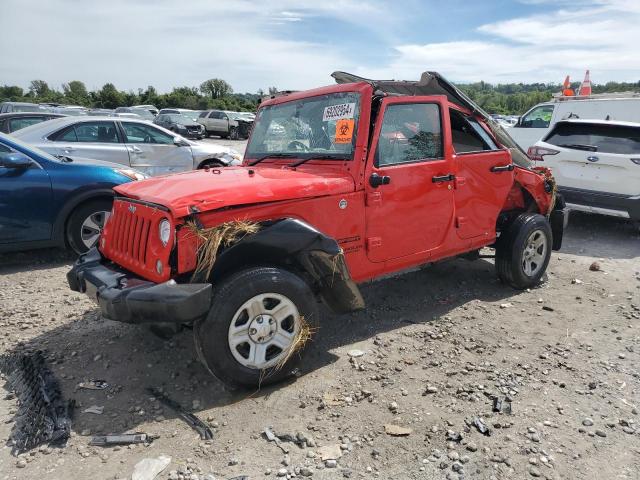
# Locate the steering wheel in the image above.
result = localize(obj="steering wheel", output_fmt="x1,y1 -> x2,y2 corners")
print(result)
287,140 -> 309,152
143,134 -> 153,143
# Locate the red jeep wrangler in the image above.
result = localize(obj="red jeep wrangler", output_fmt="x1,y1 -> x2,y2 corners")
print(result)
68,72 -> 565,388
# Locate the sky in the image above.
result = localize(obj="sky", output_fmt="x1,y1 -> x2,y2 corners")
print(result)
1,0 -> 639,94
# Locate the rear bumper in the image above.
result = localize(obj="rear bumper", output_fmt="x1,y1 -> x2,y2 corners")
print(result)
67,248 -> 212,324
560,186 -> 640,220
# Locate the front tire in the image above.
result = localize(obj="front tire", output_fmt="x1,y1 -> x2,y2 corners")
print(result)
495,213 -> 552,289
194,267 -> 318,389
229,126 -> 239,140
66,199 -> 113,255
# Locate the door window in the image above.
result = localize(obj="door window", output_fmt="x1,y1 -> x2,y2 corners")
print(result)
122,122 -> 174,144
450,110 -> 498,153
50,121 -> 120,143
375,103 -> 443,166
519,105 -> 554,129
9,116 -> 47,132
209,111 -> 222,119
545,122 -> 640,154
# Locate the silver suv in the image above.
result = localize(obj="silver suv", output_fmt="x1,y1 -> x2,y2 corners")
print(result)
197,110 -> 253,139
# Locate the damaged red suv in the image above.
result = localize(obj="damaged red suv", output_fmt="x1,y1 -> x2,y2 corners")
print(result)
68,72 -> 565,388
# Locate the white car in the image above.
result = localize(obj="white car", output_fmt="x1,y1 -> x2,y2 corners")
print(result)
510,93 -> 640,151
528,119 -> 640,223
12,117 -> 242,176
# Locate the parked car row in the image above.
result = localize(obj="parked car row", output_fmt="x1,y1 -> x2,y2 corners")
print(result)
0,103 -> 255,140
12,116 -> 242,176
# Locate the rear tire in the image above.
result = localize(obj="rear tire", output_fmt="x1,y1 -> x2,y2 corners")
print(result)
495,213 -> 552,289
66,199 -> 113,255
194,267 -> 318,389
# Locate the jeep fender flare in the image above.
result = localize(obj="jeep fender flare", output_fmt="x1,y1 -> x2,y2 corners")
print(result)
205,218 -> 365,314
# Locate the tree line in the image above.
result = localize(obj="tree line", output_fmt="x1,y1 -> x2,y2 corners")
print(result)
1,78 -> 638,115
0,78 -> 276,112
457,80 -> 640,115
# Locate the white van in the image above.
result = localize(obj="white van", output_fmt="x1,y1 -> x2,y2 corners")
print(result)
509,93 -> 640,151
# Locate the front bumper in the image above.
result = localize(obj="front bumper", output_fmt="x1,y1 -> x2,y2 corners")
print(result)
67,248 -> 212,324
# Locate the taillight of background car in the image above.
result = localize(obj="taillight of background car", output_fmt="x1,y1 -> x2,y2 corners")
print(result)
527,146 -> 559,162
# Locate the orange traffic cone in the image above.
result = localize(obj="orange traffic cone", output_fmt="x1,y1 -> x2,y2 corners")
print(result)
562,75 -> 575,96
579,70 -> 592,96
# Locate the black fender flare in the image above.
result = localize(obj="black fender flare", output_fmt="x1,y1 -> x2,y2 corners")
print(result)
196,157 -> 227,169
52,188 -> 115,244
202,218 -> 365,314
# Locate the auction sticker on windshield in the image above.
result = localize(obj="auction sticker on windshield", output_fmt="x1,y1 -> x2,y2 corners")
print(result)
323,103 -> 356,122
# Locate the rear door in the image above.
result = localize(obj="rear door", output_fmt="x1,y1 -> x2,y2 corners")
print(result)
365,96 -> 455,263
543,122 -> 640,195
120,121 -> 193,176
449,109 -> 514,239
48,120 -> 131,165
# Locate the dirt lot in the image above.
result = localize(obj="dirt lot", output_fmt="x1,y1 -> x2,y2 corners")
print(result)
0,211 -> 639,480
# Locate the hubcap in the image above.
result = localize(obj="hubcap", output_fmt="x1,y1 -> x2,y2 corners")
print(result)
522,229 -> 547,277
227,293 -> 300,369
80,210 -> 110,249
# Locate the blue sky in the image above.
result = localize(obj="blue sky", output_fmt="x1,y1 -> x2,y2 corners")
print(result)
2,0 -> 639,93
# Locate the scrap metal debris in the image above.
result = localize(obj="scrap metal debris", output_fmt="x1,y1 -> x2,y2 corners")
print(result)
384,424 -> 413,436
263,427 -> 308,453
77,380 -> 108,390
90,433 -> 158,446
82,405 -> 104,415
468,417 -> 492,436
0,351 -> 74,454
492,397 -> 512,414
147,387 -> 213,440
131,455 -> 171,480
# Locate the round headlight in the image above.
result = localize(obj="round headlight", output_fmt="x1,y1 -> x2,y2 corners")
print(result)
159,219 -> 171,246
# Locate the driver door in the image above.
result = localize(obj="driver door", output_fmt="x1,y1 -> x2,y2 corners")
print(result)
119,122 -> 194,176
365,96 -> 455,263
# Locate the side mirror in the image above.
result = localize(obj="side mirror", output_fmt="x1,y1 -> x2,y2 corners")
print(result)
0,152 -> 33,169
173,137 -> 188,147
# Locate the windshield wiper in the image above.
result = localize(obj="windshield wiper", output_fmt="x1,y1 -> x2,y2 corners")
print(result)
288,154 -> 350,168
558,143 -> 598,152
247,153 -> 296,166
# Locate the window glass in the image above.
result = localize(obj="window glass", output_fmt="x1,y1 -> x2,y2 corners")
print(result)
0,143 -> 13,153
545,122 -> 640,154
209,111 -> 221,119
199,111 -> 209,118
450,110 -> 496,153
9,116 -> 47,132
246,91 -> 361,160
122,122 -> 174,144
54,126 -> 78,142
375,103 -> 442,166
71,121 -> 119,143
520,105 -> 554,129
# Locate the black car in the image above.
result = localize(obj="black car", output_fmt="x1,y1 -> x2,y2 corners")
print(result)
154,113 -> 205,139
0,112 -> 66,133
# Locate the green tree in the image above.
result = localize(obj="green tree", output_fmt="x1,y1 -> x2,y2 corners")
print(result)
62,80 -> 89,105
29,79 -> 50,97
96,83 -> 124,108
0,85 -> 24,101
200,78 -> 233,99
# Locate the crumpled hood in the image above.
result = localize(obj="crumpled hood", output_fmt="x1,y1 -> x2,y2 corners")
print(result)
113,166 -> 355,217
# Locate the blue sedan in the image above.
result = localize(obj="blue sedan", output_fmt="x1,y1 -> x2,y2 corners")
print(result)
0,132 -> 145,254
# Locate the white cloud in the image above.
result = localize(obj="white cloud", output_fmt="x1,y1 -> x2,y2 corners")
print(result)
359,0 -> 640,84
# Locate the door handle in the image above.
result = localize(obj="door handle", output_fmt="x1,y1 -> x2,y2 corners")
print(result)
432,173 -> 455,183
490,164 -> 514,173
63,146 -> 75,152
128,146 -> 142,153
369,173 -> 391,188
587,156 -> 599,162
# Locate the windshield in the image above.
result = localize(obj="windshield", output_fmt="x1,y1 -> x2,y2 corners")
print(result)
245,91 -> 361,160
14,104 -> 42,113
168,114 -> 196,124
130,109 -> 155,120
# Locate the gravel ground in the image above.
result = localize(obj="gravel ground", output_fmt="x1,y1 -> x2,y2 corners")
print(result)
0,212 -> 639,480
